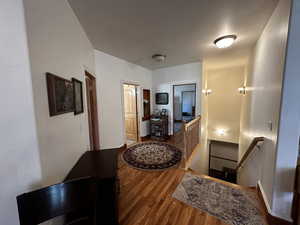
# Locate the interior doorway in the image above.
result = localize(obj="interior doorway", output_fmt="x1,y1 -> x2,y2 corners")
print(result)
173,84 -> 196,134
85,71 -> 100,150
123,84 -> 139,146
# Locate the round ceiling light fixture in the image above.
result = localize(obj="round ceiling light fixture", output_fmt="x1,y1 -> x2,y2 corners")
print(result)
152,54 -> 166,62
214,35 -> 237,48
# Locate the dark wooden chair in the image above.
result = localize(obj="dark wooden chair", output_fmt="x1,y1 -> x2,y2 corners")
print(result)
17,177 -> 96,225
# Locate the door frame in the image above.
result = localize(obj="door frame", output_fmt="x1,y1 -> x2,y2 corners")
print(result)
172,83 -> 197,134
85,71 -> 100,150
121,82 -> 140,144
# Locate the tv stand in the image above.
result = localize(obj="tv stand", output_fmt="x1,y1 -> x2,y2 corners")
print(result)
150,115 -> 169,141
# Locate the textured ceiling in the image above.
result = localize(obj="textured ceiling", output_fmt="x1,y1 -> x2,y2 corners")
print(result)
68,0 -> 278,69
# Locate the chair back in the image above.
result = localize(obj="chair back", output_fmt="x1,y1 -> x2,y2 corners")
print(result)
17,177 -> 96,225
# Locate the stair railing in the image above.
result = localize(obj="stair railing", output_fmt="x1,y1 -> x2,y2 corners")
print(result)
181,116 -> 201,169
235,137 -> 265,171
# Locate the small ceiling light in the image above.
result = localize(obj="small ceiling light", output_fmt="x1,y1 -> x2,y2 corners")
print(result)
152,54 -> 166,62
214,35 -> 237,48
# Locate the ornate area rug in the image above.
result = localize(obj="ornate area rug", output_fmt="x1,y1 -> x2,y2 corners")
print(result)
172,173 -> 265,225
122,142 -> 182,171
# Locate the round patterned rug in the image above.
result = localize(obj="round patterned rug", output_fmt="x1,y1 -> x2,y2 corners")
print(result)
122,142 -> 182,171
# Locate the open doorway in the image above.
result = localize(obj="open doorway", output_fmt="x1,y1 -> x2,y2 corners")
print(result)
85,71 -> 100,150
173,84 -> 196,134
123,84 -> 139,146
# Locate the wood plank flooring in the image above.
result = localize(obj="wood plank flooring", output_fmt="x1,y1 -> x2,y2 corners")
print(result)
118,153 -> 268,225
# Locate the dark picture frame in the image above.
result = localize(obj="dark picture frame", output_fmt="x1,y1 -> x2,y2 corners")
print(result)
46,73 -> 74,116
72,78 -> 84,115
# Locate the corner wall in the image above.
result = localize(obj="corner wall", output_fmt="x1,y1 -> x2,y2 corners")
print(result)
0,1 -> 42,224
23,0 -> 95,185
238,0 -> 292,220
94,50 -> 152,149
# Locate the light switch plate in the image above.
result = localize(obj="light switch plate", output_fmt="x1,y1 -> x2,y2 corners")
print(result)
268,121 -> 273,131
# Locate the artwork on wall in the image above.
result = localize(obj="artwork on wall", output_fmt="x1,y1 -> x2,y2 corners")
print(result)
72,78 -> 84,115
46,73 -> 74,116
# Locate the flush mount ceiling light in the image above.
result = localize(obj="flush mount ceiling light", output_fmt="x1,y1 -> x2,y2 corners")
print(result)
152,54 -> 166,62
214,35 -> 237,48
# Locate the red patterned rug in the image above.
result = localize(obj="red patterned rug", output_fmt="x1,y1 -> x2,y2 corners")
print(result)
122,142 -> 182,171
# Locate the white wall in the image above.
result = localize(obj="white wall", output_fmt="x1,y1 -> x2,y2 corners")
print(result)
0,0 -> 42,224
152,63 -> 202,134
23,0 -> 95,185
206,66 -> 245,143
272,0 -> 300,220
94,50 -> 152,149
238,0 -> 292,220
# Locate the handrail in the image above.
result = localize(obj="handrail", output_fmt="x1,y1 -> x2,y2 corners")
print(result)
236,137 -> 264,171
182,116 -> 201,169
184,115 -> 201,130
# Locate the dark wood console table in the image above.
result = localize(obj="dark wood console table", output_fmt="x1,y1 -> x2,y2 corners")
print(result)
150,115 -> 169,141
65,149 -> 119,225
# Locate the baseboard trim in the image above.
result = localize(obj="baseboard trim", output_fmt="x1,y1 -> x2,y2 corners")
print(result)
257,181 -> 293,225
119,144 -> 127,151
141,135 -> 150,141
257,181 -> 272,213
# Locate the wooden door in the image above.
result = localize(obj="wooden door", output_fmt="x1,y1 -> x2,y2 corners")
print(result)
85,71 -> 100,150
123,84 -> 138,141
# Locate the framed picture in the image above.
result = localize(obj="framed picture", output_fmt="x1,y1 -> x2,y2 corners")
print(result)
46,73 -> 74,116
72,78 -> 84,115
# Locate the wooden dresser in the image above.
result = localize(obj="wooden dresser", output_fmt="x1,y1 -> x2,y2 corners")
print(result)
65,149 -> 119,225
150,115 -> 169,141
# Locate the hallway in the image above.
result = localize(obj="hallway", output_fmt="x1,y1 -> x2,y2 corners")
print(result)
2,0 -> 299,224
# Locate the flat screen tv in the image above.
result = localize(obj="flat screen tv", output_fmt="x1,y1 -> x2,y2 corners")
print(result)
156,93 -> 169,105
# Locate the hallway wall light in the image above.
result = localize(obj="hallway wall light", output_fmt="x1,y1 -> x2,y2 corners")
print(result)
215,128 -> 227,136
202,89 -> 212,96
238,86 -> 246,95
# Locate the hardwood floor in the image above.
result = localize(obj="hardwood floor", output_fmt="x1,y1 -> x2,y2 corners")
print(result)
118,152 -> 268,225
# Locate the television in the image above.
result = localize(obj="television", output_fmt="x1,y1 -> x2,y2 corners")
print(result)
156,93 -> 169,105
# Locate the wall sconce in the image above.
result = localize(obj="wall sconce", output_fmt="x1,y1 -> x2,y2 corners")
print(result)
202,89 -> 212,96
238,86 -> 246,95
215,128 -> 227,136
